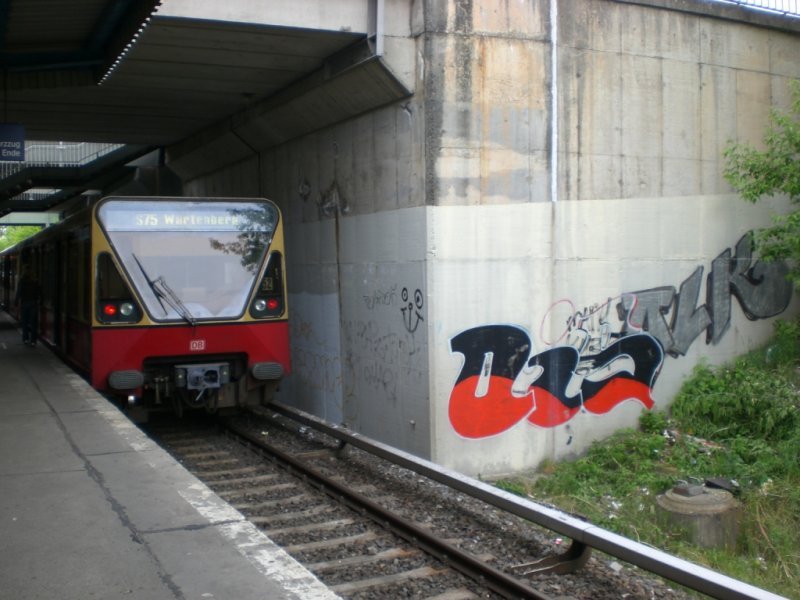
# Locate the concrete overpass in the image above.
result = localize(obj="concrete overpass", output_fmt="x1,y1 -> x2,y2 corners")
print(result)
2,0 -> 800,477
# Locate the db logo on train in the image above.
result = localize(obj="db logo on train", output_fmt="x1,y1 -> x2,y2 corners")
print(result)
190,340 -> 206,351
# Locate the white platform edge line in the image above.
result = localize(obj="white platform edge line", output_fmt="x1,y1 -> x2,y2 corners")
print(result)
62,368 -> 341,600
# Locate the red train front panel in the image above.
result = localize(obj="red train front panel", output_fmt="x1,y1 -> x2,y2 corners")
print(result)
91,321 -> 290,395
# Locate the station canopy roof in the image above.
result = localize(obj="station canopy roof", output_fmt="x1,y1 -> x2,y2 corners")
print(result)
0,0 -> 409,217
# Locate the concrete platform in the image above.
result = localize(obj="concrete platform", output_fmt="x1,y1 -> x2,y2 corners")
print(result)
0,312 -> 339,600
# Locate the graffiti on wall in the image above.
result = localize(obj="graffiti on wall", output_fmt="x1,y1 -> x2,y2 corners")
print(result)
401,287 -> 425,334
344,284 -> 426,403
448,234 -> 793,439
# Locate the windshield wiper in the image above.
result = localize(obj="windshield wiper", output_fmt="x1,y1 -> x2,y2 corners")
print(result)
152,276 -> 196,327
132,253 -> 168,315
131,253 -> 196,326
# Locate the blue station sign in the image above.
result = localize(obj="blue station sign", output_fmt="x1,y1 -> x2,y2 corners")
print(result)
0,124 -> 25,161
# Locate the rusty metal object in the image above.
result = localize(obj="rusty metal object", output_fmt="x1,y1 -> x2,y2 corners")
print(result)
511,539 -> 592,576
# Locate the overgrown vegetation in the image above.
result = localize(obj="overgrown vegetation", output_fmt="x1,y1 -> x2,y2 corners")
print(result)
496,319 -> 800,599
724,80 -> 800,285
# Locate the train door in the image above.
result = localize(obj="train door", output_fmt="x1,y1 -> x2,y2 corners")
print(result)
0,255 -> 7,309
58,235 -> 69,353
40,239 -> 58,344
62,225 -> 92,370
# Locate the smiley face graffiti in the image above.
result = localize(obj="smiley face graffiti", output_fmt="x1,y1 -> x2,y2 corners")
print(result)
402,287 -> 424,334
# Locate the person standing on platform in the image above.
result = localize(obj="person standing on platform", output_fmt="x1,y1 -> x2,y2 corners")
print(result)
15,267 -> 41,347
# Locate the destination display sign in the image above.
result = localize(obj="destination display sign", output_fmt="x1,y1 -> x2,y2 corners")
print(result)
0,124 -> 25,161
98,200 -> 277,232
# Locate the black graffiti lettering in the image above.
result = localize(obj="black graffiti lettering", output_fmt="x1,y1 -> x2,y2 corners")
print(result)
618,288 -> 675,353
617,234 -> 792,353
707,249 -> 734,343
622,274 -> 712,357
670,267 -> 712,356
449,325 -> 532,383
707,235 -> 792,343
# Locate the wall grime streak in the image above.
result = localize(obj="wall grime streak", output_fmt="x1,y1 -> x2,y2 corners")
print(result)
447,233 -> 793,439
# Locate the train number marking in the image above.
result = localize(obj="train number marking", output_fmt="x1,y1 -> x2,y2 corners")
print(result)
190,340 -> 206,351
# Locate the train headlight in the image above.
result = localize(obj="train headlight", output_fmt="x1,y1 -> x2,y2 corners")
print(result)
250,295 -> 283,318
97,299 -> 140,323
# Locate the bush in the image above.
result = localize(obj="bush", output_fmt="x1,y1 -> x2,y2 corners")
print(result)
671,324 -> 800,443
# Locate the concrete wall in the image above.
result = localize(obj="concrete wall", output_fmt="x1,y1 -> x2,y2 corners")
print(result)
180,0 -> 800,477
558,0 -> 800,201
430,196 -> 794,476
421,0 -> 799,475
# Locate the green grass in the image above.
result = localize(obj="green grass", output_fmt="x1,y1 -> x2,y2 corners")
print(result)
495,319 -> 800,599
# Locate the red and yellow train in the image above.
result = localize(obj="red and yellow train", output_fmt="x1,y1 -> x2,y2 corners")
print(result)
0,196 -> 290,418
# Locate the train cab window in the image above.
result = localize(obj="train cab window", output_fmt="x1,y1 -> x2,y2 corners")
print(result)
95,252 -> 141,323
249,252 -> 285,318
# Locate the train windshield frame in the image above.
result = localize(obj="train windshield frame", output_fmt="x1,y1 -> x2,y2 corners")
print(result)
97,199 -> 278,323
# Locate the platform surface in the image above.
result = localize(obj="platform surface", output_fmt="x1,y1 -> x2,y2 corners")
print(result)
0,312 -> 339,600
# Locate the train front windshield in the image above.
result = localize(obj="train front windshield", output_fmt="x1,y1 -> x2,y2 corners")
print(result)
97,199 -> 278,322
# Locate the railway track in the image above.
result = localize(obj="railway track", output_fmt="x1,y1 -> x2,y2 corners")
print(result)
144,409 -> 697,600
148,416 -> 532,598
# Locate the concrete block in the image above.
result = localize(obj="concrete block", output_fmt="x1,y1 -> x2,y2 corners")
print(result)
700,19 -> 770,72
472,0 -> 547,37
621,4 -> 700,62
479,39 -> 548,110
374,109 -> 400,213
384,0 -> 413,37
770,75 -> 799,115
621,155 -> 662,198
395,100 -> 424,209
576,152 -> 623,200
662,60 -> 700,160
699,65 -> 737,168
337,208 -> 427,265
580,52 -> 628,155
429,204 -> 552,262
158,0 -> 369,32
558,151 -> 579,201
383,36 -> 417,93
620,54 -> 663,159
657,486 -> 740,550
699,158 -> 728,195
769,30 -> 800,78
559,0 -> 622,54
435,146 -> 482,205
735,70 -> 773,147
664,157 -> 700,196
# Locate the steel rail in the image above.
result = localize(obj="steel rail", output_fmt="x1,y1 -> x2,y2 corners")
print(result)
223,418 -> 556,600
261,401 -> 790,600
